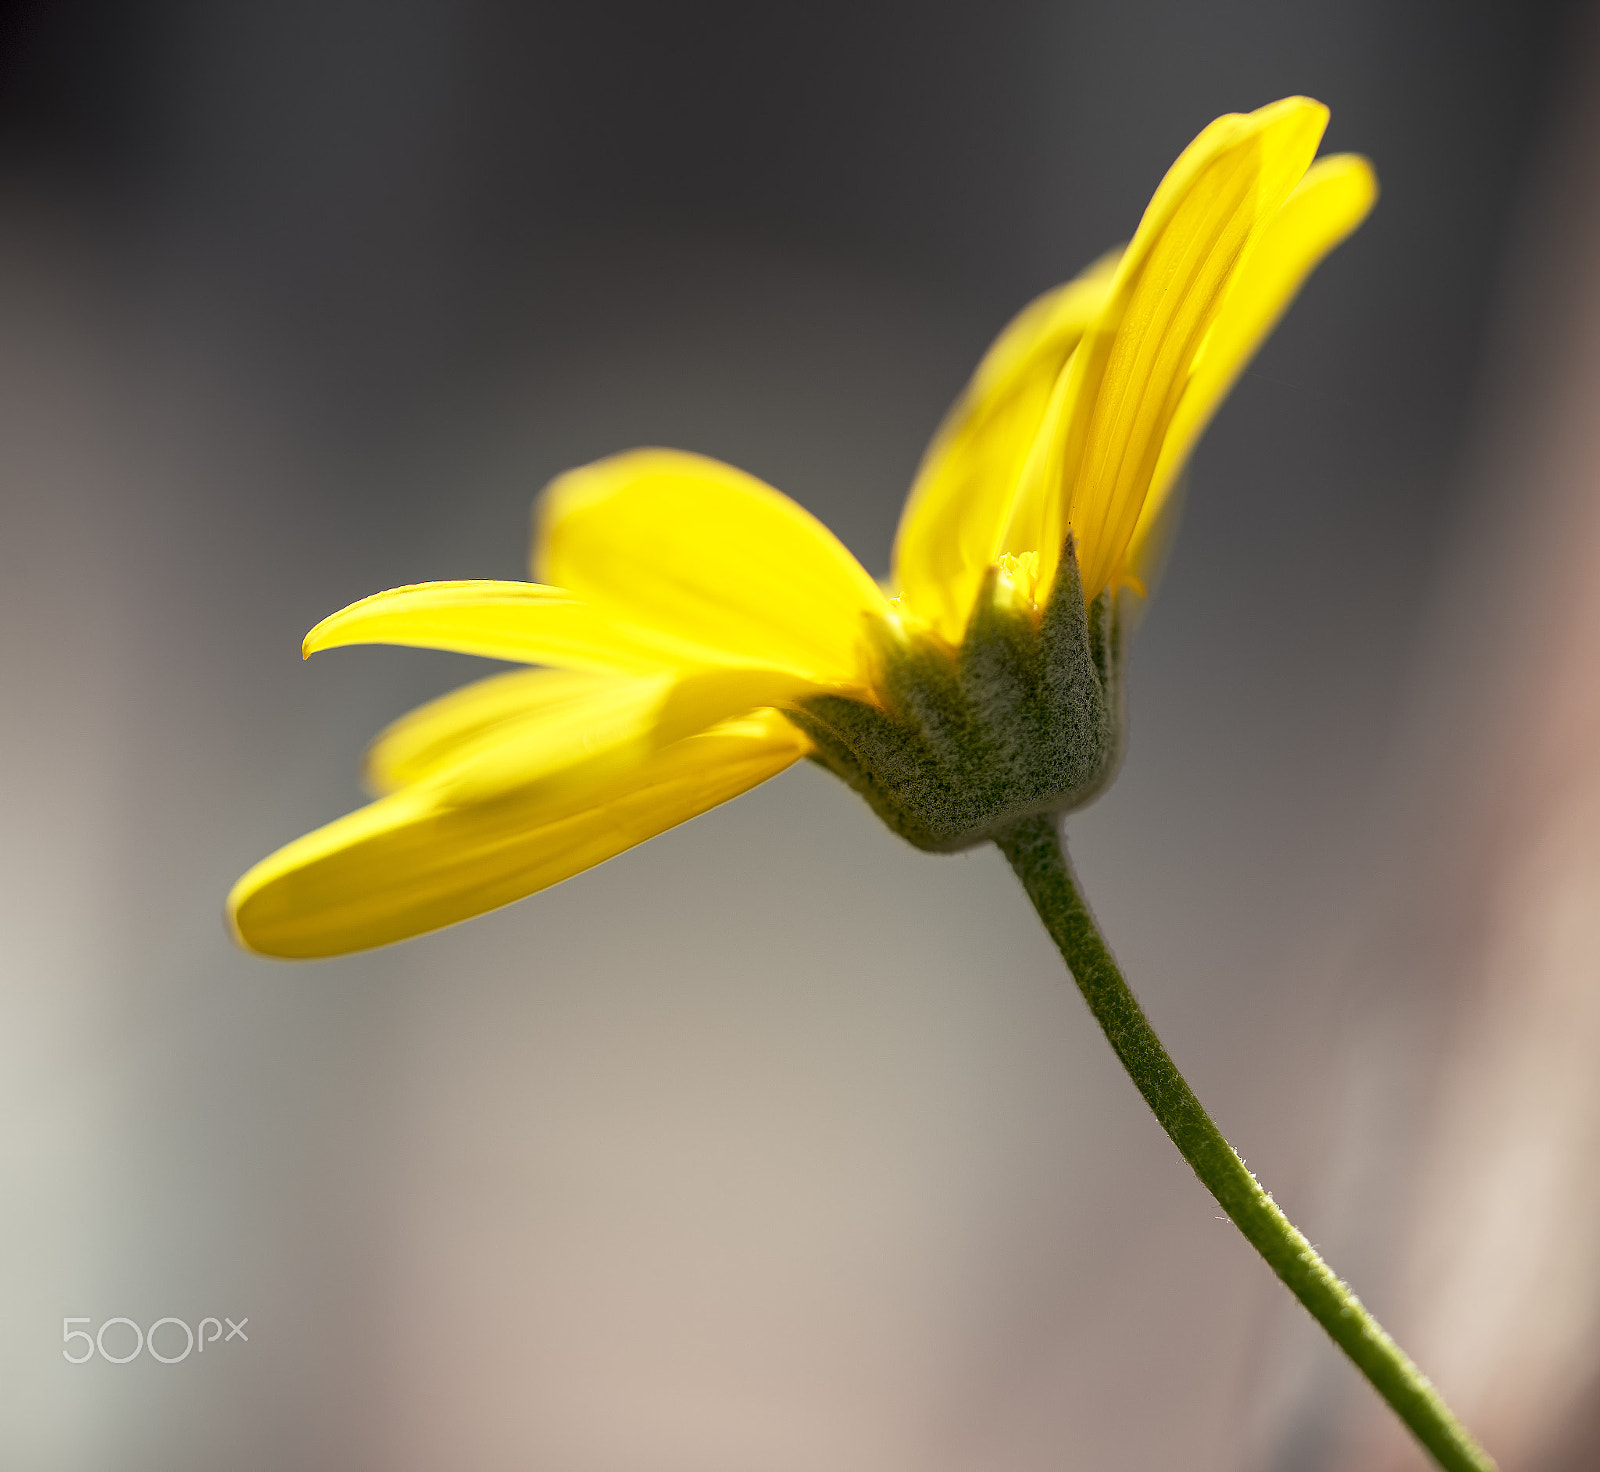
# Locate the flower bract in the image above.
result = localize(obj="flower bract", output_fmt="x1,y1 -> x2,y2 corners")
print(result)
230,97 -> 1375,958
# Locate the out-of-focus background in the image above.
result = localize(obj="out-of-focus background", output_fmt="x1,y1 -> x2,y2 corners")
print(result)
3,2 -> 1597,1468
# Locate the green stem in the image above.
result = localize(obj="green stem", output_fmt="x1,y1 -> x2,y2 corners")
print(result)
993,812 -> 1496,1472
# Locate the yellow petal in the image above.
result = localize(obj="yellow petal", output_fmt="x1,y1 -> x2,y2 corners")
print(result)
648,665 -> 822,746
303,580 -> 720,675
536,449 -> 888,687
1003,96 -> 1329,601
367,663 -> 820,799
229,708 -> 811,958
365,666 -> 670,794
891,251 -> 1120,642
1123,153 -> 1378,583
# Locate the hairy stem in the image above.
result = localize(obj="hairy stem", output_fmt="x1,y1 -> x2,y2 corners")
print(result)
993,813 -> 1496,1472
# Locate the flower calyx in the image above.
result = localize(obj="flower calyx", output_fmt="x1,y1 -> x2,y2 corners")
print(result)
791,536 -> 1126,851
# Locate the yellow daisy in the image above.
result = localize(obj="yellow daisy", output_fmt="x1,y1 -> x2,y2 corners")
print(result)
230,96 -> 1375,958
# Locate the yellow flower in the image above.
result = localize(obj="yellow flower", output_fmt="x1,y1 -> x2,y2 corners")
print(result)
230,97 -> 1374,958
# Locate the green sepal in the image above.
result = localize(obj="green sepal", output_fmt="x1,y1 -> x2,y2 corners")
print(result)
790,536 -> 1127,852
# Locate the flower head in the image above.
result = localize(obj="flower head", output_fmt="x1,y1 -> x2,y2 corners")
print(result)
230,97 -> 1375,957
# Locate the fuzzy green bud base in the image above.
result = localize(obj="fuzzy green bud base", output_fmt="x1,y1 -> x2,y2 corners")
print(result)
791,538 -> 1126,851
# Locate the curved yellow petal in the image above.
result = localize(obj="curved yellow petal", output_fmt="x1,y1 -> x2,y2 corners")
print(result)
1119,470 -> 1189,604
367,663 -> 821,800
229,708 -> 811,958
536,449 -> 887,688
303,580 -> 720,675
1003,96 -> 1329,602
647,665 -> 821,746
365,667 -> 671,795
1124,153 -> 1378,583
891,252 -> 1120,642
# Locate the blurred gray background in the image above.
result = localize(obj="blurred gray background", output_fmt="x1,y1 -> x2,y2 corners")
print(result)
1,2 -> 1594,1469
